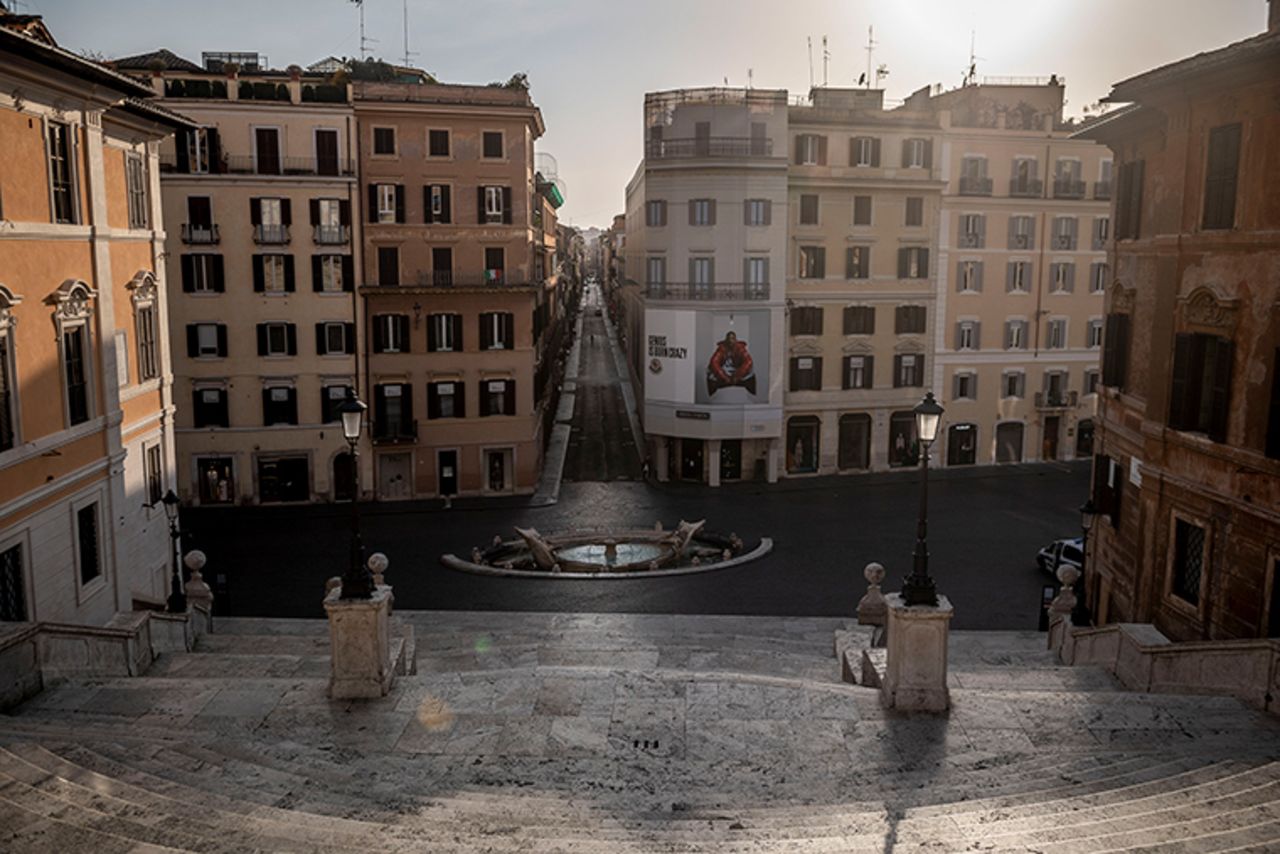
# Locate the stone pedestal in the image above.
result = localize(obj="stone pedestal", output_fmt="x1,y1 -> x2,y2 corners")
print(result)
323,586 -> 395,699
882,593 -> 953,712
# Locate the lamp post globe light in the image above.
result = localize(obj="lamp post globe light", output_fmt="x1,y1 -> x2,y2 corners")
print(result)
901,392 -> 945,607
1074,499 -> 1098,626
161,489 -> 186,613
338,392 -> 373,599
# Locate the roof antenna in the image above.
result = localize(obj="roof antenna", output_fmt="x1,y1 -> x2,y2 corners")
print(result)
747,68 -> 753,89
964,30 -> 984,86
402,0 -> 420,67
864,26 -> 876,89
807,36 -> 814,90
822,35 -> 829,87
351,0 -> 377,61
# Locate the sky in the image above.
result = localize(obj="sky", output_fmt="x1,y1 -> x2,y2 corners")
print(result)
23,0 -> 1269,229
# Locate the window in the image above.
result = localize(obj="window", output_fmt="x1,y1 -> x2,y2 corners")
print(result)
316,321 -> 353,355
427,313 -> 462,352
845,246 -> 870,280
1115,160 -> 1145,240
1102,313 -> 1131,390
646,199 -> 667,227
76,502 -> 100,585
790,306 -> 823,336
744,257 -> 768,296
959,214 -> 985,247
690,257 -> 713,290
1093,217 -> 1110,249
957,260 -> 983,293
799,246 -> 825,279
63,326 -> 90,426
795,134 -> 824,165
482,131 -> 504,158
853,195 -> 872,226
1171,518 -> 1206,606
254,127 -> 281,175
47,121 -> 77,224
1044,370 -> 1068,404
374,384 -> 414,438
258,322 -> 297,357
1007,261 -> 1031,293
956,320 -> 979,351
373,314 -> 409,353
193,386 -> 228,428
483,186 -> 507,224
898,247 -> 929,279
480,379 -> 516,416
313,197 -> 348,242
255,254 -> 292,293
787,416 -> 820,473
905,197 -> 923,227
187,323 -> 226,358
1202,123 -> 1241,230
894,353 -> 923,388
788,357 -> 822,391
902,138 -> 930,169
145,443 -> 163,505
1050,262 -> 1075,293
959,156 -> 989,194
0,327 -> 15,451
485,247 -> 505,282
322,385 -> 353,423
196,457 -> 234,503
1169,333 -> 1233,442
1084,369 -> 1100,396
1090,262 -> 1108,294
428,129 -> 450,157
954,372 -> 976,400
646,256 -> 666,286
1046,319 -> 1067,350
799,194 -> 819,225
1052,216 -> 1078,250
262,385 -> 298,426
136,304 -> 158,380
689,198 -> 714,226
842,355 -> 873,390
377,246 -> 399,286
314,255 -> 349,293
377,184 -> 399,223
895,305 -> 926,335
428,381 -> 464,419
1005,319 -> 1028,351
850,136 -> 878,167
373,126 -> 396,155
843,306 -> 874,335
889,411 -> 917,466
424,185 -> 452,224
1011,157 -> 1039,195
744,198 -> 770,226
0,543 -> 26,622
181,254 -> 223,293
432,247 -> 453,285
125,153 -> 148,229
186,127 -> 212,175
1087,319 -> 1104,349
480,312 -> 514,350
1003,371 -> 1026,399
258,196 -> 285,234
1009,215 -> 1035,249
1054,158 -> 1083,197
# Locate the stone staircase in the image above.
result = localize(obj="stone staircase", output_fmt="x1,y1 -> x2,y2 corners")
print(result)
2,611 -> 1280,852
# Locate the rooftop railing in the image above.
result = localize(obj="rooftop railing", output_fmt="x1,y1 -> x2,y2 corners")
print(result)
645,281 -> 771,301
645,137 -> 774,159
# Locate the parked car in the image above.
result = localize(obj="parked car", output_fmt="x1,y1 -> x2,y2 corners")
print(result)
1037,537 -> 1083,575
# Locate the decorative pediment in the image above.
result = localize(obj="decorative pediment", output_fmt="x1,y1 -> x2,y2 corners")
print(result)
1108,280 -> 1135,313
45,279 -> 95,321
0,284 -> 21,328
789,340 -> 824,358
894,338 -> 925,354
841,340 -> 875,356
127,270 -> 159,305
1178,285 -> 1237,330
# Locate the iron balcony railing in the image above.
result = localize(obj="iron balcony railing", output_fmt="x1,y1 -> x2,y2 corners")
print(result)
372,419 -> 418,444
1034,390 -> 1079,409
364,272 -> 541,289
181,223 -> 219,244
1053,178 -> 1086,199
160,153 -> 355,177
645,281 -> 771,301
957,233 -> 984,249
1008,178 -> 1043,198
1052,235 -> 1078,251
958,176 -> 993,196
1009,233 -> 1034,250
253,224 -> 290,245
645,137 -> 774,159
1093,181 -> 1112,200
313,224 -> 350,245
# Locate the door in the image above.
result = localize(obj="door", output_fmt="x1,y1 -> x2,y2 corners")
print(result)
255,127 -> 280,175
1042,416 -> 1060,461
258,456 -> 309,502
438,450 -> 458,496
995,422 -> 1024,463
333,452 -> 355,501
719,439 -> 741,482
681,440 -> 704,481
197,457 -> 234,503
947,423 -> 977,466
486,450 -> 507,492
432,247 -> 453,286
378,452 -> 412,500
1076,420 -> 1095,457
315,129 -> 339,176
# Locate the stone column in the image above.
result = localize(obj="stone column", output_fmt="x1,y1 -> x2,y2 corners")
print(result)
707,439 -> 721,488
324,586 -> 395,699
881,593 -> 954,712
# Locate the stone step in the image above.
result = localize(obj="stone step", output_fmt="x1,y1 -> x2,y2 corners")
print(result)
1008,810 -> 1280,853
0,797 -> 186,853
194,634 -> 332,656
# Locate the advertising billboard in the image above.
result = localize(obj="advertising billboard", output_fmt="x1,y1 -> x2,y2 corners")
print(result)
645,309 -> 770,406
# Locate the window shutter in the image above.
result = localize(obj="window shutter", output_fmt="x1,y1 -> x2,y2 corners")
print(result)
789,359 -> 799,391
477,187 -> 486,224
919,249 -> 929,278
846,248 -> 856,280
862,356 -> 874,388
212,255 -> 225,292
504,380 -> 516,416
762,200 -> 771,226
842,356 -> 852,390
973,321 -> 982,349
502,187 -> 513,224
311,255 -> 322,291
373,317 -> 386,352
440,185 -> 451,223
954,322 -> 963,350
848,139 -> 858,167
688,199 -> 696,225
1005,262 -> 1016,293
1063,263 -> 1075,293
708,199 -> 716,226
260,388 -> 272,424
427,385 -> 440,419
286,324 -> 297,355
1169,333 -> 1193,429
479,314 -> 492,350
280,199 -> 291,226
893,355 -> 903,388
423,186 -> 433,224
176,130 -> 191,173
794,137 -> 804,165
953,373 -> 961,400
181,255 -> 195,292
397,316 -> 410,348
900,140 -> 910,168
817,135 -> 828,166
1004,321 -> 1014,350
922,140 -> 933,169
427,317 -> 438,351
283,254 -> 295,291
367,184 -> 378,222
256,324 -> 267,356
1209,338 -> 1233,442
339,199 -> 351,225
374,385 -> 387,428
186,325 -> 199,357
342,255 -> 354,291
249,197 -> 261,226
974,261 -> 984,293
743,200 -> 751,226
504,313 -> 514,347
897,248 -> 908,278
309,199 -> 320,225
394,185 -> 405,223
216,324 -> 228,357
315,323 -> 326,355
955,262 -> 966,293
452,315 -> 463,349
252,255 -> 264,292
870,137 -> 881,167
401,384 -> 414,428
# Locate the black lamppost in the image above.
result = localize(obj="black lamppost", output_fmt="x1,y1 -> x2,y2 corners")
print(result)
160,490 -> 185,613
902,392 -> 945,606
1075,499 -> 1097,626
338,392 -> 372,599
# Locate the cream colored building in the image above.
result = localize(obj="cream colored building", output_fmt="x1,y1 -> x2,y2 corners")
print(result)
114,51 -> 363,505
926,82 -> 1108,466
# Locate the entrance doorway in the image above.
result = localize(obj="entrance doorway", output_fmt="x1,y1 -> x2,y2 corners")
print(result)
438,449 -> 458,496
947,423 -> 977,466
995,422 -> 1024,463
719,439 -> 741,481
1042,416 -> 1061,461
196,456 -> 234,504
378,452 -> 412,499
1076,419 -> 1095,457
333,452 -> 355,501
486,450 -> 509,492
786,416 -> 820,473
680,440 -> 704,481
257,456 -> 309,503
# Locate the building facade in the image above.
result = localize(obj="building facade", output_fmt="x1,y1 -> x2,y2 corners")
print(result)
114,51 -> 364,506
1081,10 -> 1280,640
624,88 -> 790,484
0,15 -> 191,623
355,80 -> 554,498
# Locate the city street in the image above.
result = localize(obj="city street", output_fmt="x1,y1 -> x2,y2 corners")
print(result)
561,308 -> 643,484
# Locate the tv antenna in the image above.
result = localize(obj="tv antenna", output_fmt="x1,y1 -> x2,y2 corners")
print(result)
747,67 -> 753,89
864,26 -> 877,89
822,35 -> 829,87
351,0 -> 377,60
402,0 -> 419,67
807,37 -> 814,90
963,30 -> 985,86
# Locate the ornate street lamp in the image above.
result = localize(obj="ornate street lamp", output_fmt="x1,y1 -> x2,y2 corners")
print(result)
161,489 -> 186,613
902,392 -> 944,606
338,392 -> 372,599
1074,499 -> 1097,626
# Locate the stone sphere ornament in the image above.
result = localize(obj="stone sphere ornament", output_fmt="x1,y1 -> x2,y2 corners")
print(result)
863,561 -> 886,587
367,552 -> 389,586
1056,564 -> 1081,587
183,550 -> 207,573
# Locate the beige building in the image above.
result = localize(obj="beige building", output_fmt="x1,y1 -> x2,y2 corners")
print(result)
783,87 -> 944,475
356,80 -> 555,498
114,50 -> 363,505
927,82 -> 1109,467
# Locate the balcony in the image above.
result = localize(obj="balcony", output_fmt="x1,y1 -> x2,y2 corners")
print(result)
364,271 -> 538,291
159,154 -> 356,177
372,419 -> 418,445
313,224 -> 351,245
1051,235 -> 1078,251
645,281 -> 771,301
957,233 -> 984,249
253,224 -> 290,245
1053,179 -> 1086,199
1093,181 -> 1112,201
1008,178 -> 1043,198
1034,390 -> 1078,410
645,137 -> 774,159
958,176 -> 993,196
181,223 -> 219,244
1009,233 -> 1034,250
